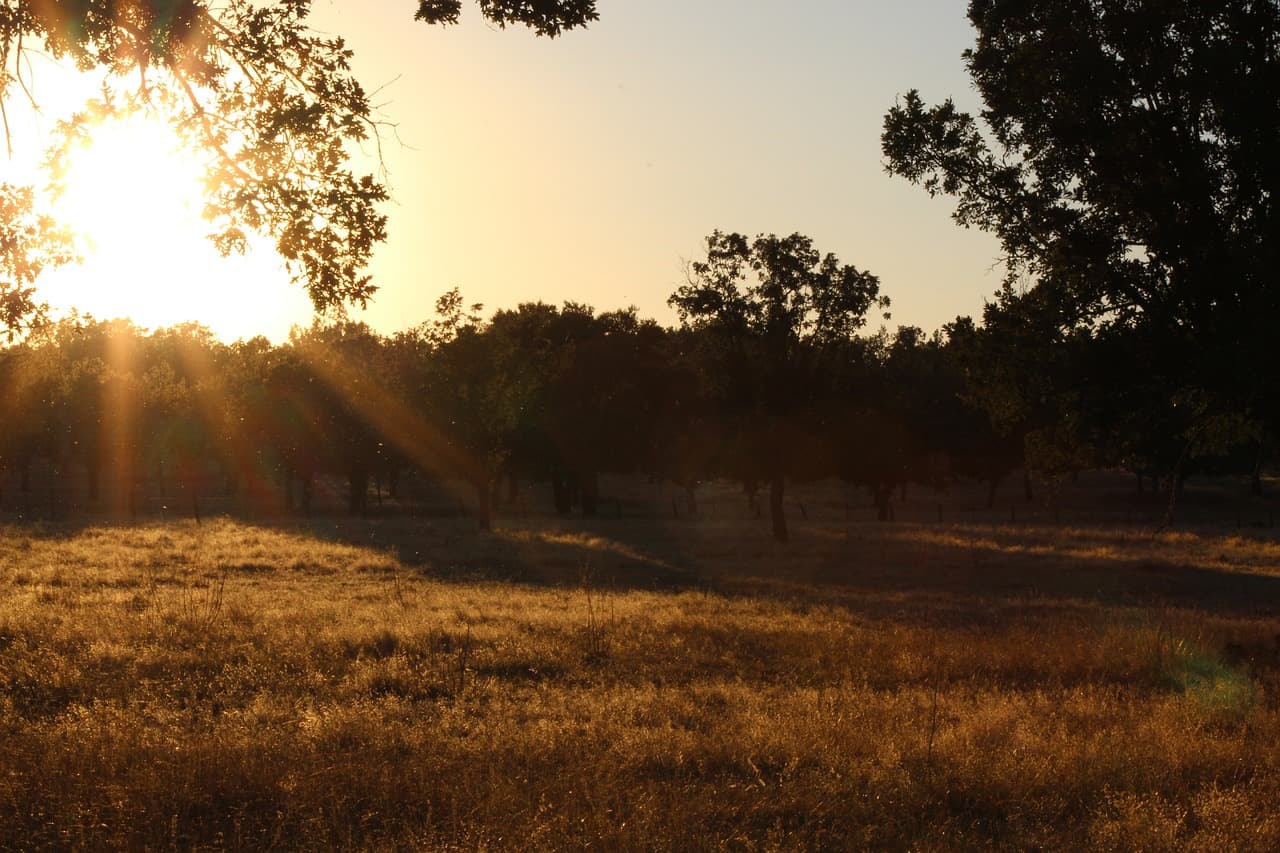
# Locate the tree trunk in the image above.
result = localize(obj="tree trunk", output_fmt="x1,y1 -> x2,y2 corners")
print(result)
49,473 -> 58,522
874,483 -> 895,522
476,476 -> 492,531
348,466 -> 369,517
551,472 -> 573,516
1023,469 -> 1034,502
1252,452 -> 1264,496
744,478 -> 761,518
985,477 -> 998,510
769,476 -> 788,543
581,470 -> 600,517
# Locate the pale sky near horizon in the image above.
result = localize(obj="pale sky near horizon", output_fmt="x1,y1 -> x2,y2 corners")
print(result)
22,0 -> 1005,341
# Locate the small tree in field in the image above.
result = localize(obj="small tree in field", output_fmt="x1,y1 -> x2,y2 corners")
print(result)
669,231 -> 887,543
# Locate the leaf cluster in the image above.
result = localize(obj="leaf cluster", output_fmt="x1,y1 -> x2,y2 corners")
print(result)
0,184 -> 73,339
414,0 -> 597,38
669,230 -> 888,420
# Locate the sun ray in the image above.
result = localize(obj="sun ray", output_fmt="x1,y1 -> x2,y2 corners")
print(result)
290,334 -> 478,503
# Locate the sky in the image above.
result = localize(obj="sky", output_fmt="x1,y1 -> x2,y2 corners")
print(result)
21,0 -> 1004,341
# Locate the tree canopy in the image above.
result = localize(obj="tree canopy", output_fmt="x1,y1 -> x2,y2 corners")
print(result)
883,0 -> 1280,432
670,230 -> 888,542
414,0 -> 597,36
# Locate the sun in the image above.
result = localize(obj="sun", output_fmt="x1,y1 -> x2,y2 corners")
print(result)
35,112 -> 314,341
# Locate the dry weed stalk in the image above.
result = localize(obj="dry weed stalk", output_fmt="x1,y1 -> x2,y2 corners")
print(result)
580,561 -> 616,661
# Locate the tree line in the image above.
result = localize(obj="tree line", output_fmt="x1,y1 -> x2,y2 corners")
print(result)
1,230 -> 1273,542
1,2 -> 1275,542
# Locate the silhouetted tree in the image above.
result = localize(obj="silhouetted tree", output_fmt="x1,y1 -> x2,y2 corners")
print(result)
287,323 -> 392,516
414,0 -> 597,36
844,327 -> 971,519
883,0 -> 1280,475
0,340 -> 58,500
944,298 -> 1080,505
421,295 -> 538,529
220,336 -> 292,510
670,231 -> 888,543
489,303 -> 669,516
135,325 -> 225,515
645,327 -> 721,517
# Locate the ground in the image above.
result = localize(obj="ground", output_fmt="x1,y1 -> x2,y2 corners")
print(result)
0,474 -> 1277,849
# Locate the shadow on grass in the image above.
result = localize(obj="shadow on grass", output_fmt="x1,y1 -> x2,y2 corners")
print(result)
7,510 -> 1280,622
277,514 -> 704,591
272,513 -> 1280,620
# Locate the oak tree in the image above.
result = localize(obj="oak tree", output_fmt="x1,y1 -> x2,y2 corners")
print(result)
670,231 -> 887,543
883,0 -> 1280,444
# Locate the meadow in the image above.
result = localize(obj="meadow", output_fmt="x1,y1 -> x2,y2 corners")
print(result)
0,476 -> 1278,850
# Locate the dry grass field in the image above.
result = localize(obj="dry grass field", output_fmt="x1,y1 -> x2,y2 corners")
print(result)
1,477 -> 1279,850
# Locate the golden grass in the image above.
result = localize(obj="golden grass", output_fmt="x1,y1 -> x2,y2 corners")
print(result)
1,514 -> 1278,850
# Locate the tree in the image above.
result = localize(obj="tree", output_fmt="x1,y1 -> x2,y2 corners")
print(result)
414,0 -> 597,36
944,298 -> 1087,504
0,0 -> 597,332
285,321 -> 392,516
833,327 -> 967,520
669,231 -> 887,543
649,326 -> 721,517
0,337 -> 59,499
882,0 -> 1280,456
486,302 -> 669,517
422,298 -> 539,530
55,319 -> 149,516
